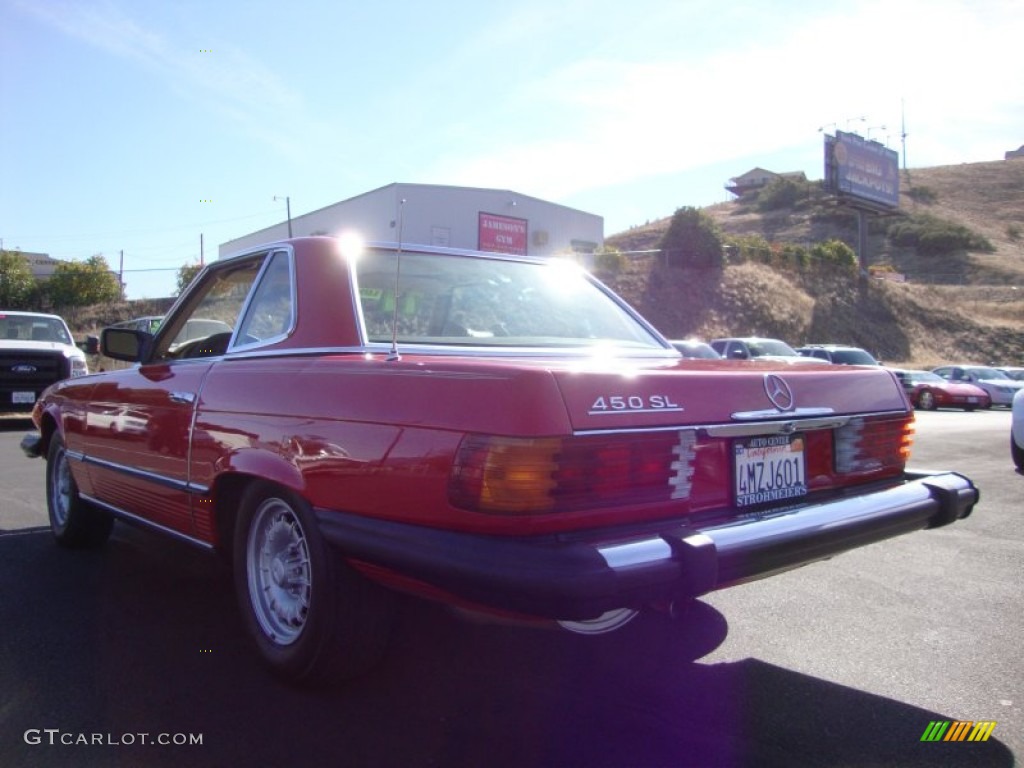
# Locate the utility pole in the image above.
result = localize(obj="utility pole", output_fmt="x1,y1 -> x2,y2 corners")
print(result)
901,98 -> 908,171
274,196 -> 292,237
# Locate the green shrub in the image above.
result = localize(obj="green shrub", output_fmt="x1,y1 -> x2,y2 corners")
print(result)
659,207 -> 724,268
593,247 -> 627,274
724,234 -> 771,264
810,239 -> 857,270
886,213 -> 994,256
756,177 -> 813,212
906,185 -> 938,204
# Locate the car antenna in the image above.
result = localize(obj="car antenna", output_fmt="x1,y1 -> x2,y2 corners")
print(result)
387,198 -> 406,362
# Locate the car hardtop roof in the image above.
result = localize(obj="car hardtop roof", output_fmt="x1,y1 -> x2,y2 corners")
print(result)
712,336 -> 791,342
217,236 -> 553,266
0,310 -> 66,320
798,343 -> 866,350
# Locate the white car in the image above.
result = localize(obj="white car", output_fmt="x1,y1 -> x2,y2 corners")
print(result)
710,337 -> 819,364
1012,389 -> 1024,471
1,310 -> 88,411
931,365 -> 1024,408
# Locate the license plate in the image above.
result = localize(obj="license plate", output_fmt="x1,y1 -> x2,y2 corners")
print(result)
734,434 -> 807,507
967,397 -> 977,403
12,391 -> 36,404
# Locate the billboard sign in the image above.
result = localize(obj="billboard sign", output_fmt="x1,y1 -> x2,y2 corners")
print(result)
478,212 -> 528,255
825,130 -> 900,209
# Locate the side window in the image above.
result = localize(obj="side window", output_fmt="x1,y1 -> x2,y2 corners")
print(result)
153,255 -> 265,361
236,251 -> 294,345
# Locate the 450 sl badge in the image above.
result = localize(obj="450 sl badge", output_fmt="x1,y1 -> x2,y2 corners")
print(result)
588,394 -> 684,415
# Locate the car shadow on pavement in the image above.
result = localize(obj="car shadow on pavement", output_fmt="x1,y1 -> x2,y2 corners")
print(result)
0,525 -> 1013,768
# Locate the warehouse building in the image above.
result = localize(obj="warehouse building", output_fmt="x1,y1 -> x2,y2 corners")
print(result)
219,183 -> 603,260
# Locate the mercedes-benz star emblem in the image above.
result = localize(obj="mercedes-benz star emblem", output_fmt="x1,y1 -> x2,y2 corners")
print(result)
764,374 -> 795,411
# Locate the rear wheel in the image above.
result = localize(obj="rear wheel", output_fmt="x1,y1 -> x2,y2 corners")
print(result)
1013,435 -> 1024,471
233,483 -> 394,684
917,390 -> 937,410
46,433 -> 113,548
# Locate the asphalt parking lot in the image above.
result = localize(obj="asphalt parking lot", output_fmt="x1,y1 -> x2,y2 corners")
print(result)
0,409 -> 1019,767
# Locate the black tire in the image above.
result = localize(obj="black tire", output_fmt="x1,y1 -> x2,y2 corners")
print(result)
46,433 -> 113,549
1013,435 -> 1024,472
917,390 -> 937,410
233,483 -> 394,685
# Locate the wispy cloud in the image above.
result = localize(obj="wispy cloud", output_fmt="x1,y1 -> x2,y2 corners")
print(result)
15,0 -> 311,158
432,0 -> 1024,199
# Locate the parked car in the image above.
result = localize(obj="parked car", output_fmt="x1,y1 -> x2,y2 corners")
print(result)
1012,389 -> 1024,471
22,237 -> 978,684
710,337 -> 816,363
888,368 -> 991,411
998,366 -> 1024,381
796,344 -> 880,366
931,365 -> 1024,407
669,339 -> 721,359
1,310 -> 88,411
109,315 -> 164,335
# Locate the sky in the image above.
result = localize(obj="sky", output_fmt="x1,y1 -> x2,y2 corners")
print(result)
2,0 -> 1022,300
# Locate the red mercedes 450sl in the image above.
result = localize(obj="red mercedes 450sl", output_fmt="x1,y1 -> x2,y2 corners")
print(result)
22,236 -> 978,684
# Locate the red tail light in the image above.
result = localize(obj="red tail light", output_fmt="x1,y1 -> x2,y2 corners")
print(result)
449,431 -> 697,515
834,414 -> 914,476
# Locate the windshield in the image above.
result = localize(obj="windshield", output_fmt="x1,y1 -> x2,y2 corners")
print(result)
354,249 -> 665,351
0,314 -> 72,344
832,349 -> 878,365
970,367 -> 1009,380
910,371 -> 944,383
749,340 -> 798,357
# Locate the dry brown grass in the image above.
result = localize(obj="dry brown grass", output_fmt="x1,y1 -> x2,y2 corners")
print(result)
604,159 -> 1024,367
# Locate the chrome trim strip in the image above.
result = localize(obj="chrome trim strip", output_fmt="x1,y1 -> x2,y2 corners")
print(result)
731,407 -> 836,421
77,453 -> 210,496
222,343 -> 679,360
81,494 -> 215,551
598,538 -> 673,569
705,416 -> 852,437
573,412 -> 908,438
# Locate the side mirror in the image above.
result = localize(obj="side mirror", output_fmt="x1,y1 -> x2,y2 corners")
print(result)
101,328 -> 151,362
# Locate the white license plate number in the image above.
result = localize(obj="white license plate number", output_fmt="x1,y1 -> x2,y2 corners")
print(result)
967,397 -> 977,403
12,391 -> 36,404
734,434 -> 807,507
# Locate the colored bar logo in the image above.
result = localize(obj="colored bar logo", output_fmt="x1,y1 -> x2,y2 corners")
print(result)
921,721 -> 997,742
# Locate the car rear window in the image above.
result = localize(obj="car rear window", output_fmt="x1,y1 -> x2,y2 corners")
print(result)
354,249 -> 665,351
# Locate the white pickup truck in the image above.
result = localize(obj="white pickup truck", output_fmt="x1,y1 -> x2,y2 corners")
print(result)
1,310 -> 88,411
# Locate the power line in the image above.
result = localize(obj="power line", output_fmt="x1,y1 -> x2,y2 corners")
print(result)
3,207 -> 283,244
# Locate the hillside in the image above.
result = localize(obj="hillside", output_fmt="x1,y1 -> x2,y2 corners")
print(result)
603,159 -> 1024,366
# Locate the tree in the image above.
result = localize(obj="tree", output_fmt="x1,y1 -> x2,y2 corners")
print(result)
659,207 -> 724,268
0,250 -> 37,308
44,255 -> 121,309
176,262 -> 204,295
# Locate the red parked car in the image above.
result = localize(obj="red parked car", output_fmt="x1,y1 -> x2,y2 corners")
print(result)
889,368 -> 991,411
22,237 -> 978,684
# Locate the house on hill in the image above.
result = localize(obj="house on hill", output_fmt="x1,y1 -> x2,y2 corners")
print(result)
1006,145 -> 1024,160
726,168 -> 807,197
